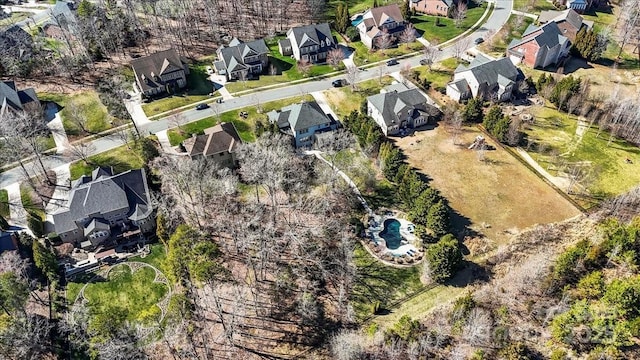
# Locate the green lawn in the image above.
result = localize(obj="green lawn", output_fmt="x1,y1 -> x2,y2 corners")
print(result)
142,62 -> 215,117
0,190 -> 9,218
167,95 -> 313,146
525,105 -> 640,199
70,265 -> 168,326
513,0 -> 557,12
351,41 -> 425,67
326,0 -> 378,17
39,91 -> 115,137
411,2 -> 486,45
69,143 -> 144,180
411,65 -> 454,89
322,76 -> 395,119
225,37 -> 342,94
481,14 -> 534,56
351,242 -> 423,320
130,243 -> 167,275
0,12 -> 30,26
19,183 -> 45,219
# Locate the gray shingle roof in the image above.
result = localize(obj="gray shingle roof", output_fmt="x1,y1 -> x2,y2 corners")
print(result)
218,38 -> 268,73
368,88 -> 431,127
287,23 -> 333,51
459,56 -> 519,89
43,0 -> 79,34
84,218 -> 110,236
53,168 -> 152,235
277,101 -> 332,131
0,26 -> 33,61
0,81 -> 39,113
510,22 -> 569,50
449,79 -> 470,94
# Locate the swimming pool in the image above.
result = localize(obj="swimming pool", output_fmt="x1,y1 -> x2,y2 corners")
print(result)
379,219 -> 402,250
351,15 -> 363,27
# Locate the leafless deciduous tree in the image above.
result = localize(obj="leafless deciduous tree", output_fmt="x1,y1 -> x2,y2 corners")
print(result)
453,1 -> 467,28
375,28 -> 395,52
452,37 -> 470,59
345,65 -> 360,92
327,48 -> 344,69
67,142 -> 97,164
422,44 -> 439,70
399,23 -> 417,44
297,58 -> 312,77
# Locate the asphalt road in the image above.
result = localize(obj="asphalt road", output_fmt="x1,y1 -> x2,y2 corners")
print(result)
0,0 -> 512,189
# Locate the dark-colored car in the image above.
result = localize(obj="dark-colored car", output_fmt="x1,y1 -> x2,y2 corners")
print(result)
419,58 -> 430,66
195,103 -> 210,110
332,79 -> 346,87
474,37 -> 484,45
386,59 -> 399,66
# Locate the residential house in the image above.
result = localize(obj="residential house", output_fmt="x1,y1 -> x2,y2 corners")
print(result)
357,4 -> 405,49
42,0 -> 79,40
446,55 -> 520,102
278,23 -> 336,63
410,0 -> 454,17
214,38 -> 269,81
507,22 -> 571,68
0,25 -> 34,65
130,48 -> 190,97
267,101 -> 339,148
559,0 -> 592,13
0,232 -> 18,254
367,83 -> 442,136
537,9 -> 593,42
52,167 -> 154,250
182,122 -> 243,167
0,80 -> 40,118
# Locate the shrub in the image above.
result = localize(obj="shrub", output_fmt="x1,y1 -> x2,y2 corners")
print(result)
426,234 -> 462,283
345,27 -> 360,42
27,211 -> 44,239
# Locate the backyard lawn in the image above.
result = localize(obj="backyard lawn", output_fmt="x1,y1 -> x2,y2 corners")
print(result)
142,61 -> 214,117
39,91 -> 116,138
524,105 -> 640,201
351,242 -> 423,320
166,95 -> 314,146
0,190 -> 8,218
69,143 -> 144,180
224,37 -> 342,94
68,265 -> 169,326
130,243 -> 167,274
410,2 -> 487,45
322,76 -> 395,119
393,123 -> 580,245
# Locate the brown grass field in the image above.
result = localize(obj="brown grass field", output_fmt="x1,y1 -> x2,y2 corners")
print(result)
393,124 -> 581,246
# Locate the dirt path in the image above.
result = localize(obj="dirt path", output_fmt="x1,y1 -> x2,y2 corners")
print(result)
516,147 -> 571,191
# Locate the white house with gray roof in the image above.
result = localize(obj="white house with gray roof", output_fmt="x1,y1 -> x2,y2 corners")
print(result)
278,23 -> 336,63
52,167 -> 154,249
215,38 -> 269,80
446,55 -> 520,102
367,83 -> 441,136
267,101 -> 339,148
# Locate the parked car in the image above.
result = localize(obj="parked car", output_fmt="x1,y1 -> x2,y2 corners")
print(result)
332,79 -> 346,87
419,58 -> 430,66
195,103 -> 209,110
386,59 -> 399,66
206,66 -> 214,75
474,37 -> 484,45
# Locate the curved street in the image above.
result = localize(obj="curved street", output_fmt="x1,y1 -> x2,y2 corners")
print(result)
0,0 -> 513,192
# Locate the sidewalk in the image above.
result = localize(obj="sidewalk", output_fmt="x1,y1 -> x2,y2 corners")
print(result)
155,130 -> 182,155
47,112 -> 71,154
511,10 -> 539,19
125,99 -> 151,127
4,183 -> 31,236
311,91 -> 340,121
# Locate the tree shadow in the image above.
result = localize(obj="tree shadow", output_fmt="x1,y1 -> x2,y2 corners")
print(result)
268,56 -> 293,73
446,260 -> 492,287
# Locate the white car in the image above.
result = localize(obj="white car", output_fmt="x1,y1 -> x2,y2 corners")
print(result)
206,66 -> 213,75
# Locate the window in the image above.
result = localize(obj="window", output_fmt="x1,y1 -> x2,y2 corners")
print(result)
299,128 -> 309,134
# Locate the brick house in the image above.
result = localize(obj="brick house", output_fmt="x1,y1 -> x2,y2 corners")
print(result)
537,9 -> 593,42
410,0 -> 454,17
507,22 -> 571,68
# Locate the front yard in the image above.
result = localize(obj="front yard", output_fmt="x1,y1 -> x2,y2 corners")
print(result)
322,76 -> 395,119
0,189 -> 9,218
523,104 -> 640,203
142,61 -> 214,117
166,95 -> 314,146
69,143 -> 145,180
39,91 -> 118,139
351,41 -> 424,67
512,0 -> 557,12
410,2 -> 487,45
224,37 -> 342,94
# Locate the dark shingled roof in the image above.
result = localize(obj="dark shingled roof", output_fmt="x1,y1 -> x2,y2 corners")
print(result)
367,88 -> 435,127
456,55 -> 519,89
130,48 -> 187,92
267,101 -> 332,132
287,23 -> 333,49
53,168 -> 152,235
182,122 -> 243,157
0,81 -> 39,114
509,22 -> 569,51
43,0 -> 79,34
0,25 -> 33,61
217,38 -> 268,73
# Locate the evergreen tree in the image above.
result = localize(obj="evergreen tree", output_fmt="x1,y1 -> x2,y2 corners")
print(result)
373,0 -> 379,8
572,28 -> 606,62
426,234 -> 463,283
335,2 -> 350,34
427,200 -> 450,238
32,240 -> 58,282
401,0 -> 412,21
463,97 -> 484,123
